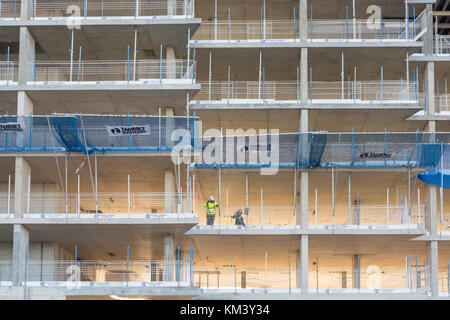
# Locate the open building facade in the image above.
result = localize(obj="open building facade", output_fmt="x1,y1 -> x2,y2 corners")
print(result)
0,0 -> 449,300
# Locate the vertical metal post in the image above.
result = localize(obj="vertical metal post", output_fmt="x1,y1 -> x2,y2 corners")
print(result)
357,191 -> 360,226
310,6 -> 313,40
226,188 -> 229,227
160,44 -> 163,84
75,245 -> 78,286
381,66 -> 384,101
7,174 -> 11,218
77,174 -> 80,217
24,245 -> 28,286
309,67 -> 312,103
357,254 -> 360,291
234,256 -> 237,294
228,8 -> 230,43
352,0 -> 356,39
437,80 -> 440,113
133,27 -> 137,81
84,0 -> 87,19
78,46 -> 82,83
127,45 -> 130,83
296,66 -> 299,102
246,173 -> 249,226
95,152 -> 98,219
128,174 -> 131,218
264,252 -> 268,293
311,187 -> 316,224
227,65 -> 230,103
126,245 -> 130,286
27,174 -> 31,215
190,245 -> 193,286
65,155 -> 68,216
214,0 -> 217,40
316,255 -> 319,293
70,29 -> 74,82
346,6 -> 349,41
341,51 -> 344,100
288,254 -> 291,293
261,188 -> 263,227
208,49 -> 212,100
405,0 -> 409,40
332,167 -> 335,222
387,187 -> 389,224
6,46 -> 10,85
177,245 -> 181,285
418,188 -> 421,225
348,173 -> 351,224
259,49 -> 262,99
379,6 -> 382,41
406,52 -> 410,100
294,6 -> 296,41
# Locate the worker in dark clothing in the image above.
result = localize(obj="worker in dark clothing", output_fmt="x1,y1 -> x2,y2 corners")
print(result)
231,209 -> 246,227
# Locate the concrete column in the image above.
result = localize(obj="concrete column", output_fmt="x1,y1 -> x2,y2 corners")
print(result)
163,234 -> 174,282
18,27 -> 35,85
166,45 -> 176,80
299,0 -> 308,41
16,91 -> 34,149
424,4 -> 433,55
17,91 -> 33,115
352,254 -> 360,289
12,225 -> 29,286
426,241 -> 439,297
20,0 -> 33,20
300,235 -> 308,293
300,172 -> 308,228
164,170 -> 176,213
165,107 -> 175,148
425,62 -> 435,115
167,0 -> 176,16
14,157 -> 31,218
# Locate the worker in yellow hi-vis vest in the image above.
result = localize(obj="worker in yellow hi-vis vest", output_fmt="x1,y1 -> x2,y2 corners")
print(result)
203,195 -> 218,226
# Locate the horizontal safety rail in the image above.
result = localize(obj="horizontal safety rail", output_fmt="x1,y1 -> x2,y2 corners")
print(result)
0,260 -> 195,286
31,0 -> 195,19
28,59 -> 193,83
193,17 -> 424,42
193,81 -> 417,103
0,114 -> 199,153
419,93 -> 450,113
194,131 -> 450,168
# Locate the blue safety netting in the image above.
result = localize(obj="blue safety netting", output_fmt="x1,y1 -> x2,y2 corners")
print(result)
418,144 -> 450,189
194,131 -> 450,169
0,114 -> 198,153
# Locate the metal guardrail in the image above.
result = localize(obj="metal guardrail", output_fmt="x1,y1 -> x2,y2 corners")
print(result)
434,35 -> 450,54
0,0 -> 20,19
419,93 -> 450,113
310,205 -> 425,227
193,81 -> 417,103
0,114 -> 198,153
195,132 -> 449,168
0,62 -> 18,83
28,59 -> 193,83
31,0 -> 195,19
193,17 -> 423,42
21,192 -> 193,216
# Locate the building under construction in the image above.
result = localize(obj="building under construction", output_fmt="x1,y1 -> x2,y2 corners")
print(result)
0,0 -> 449,300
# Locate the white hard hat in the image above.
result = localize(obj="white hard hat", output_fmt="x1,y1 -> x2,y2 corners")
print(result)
209,195 -> 214,201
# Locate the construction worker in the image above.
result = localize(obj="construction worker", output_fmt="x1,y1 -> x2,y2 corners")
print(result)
231,209 -> 246,227
203,195 -> 218,225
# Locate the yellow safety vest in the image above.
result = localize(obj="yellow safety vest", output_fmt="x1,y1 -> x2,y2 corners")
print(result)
203,201 -> 217,215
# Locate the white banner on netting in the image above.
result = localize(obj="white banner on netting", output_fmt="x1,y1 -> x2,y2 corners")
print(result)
106,125 -> 151,136
0,122 -> 24,132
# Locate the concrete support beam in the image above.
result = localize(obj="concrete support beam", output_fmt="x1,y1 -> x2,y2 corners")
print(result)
166,45 -> 177,79
425,62 -> 435,115
301,172 -> 308,228
164,170 -> 176,213
14,157 -> 31,218
18,27 -> 35,86
163,234 -> 174,282
166,107 -> 175,148
426,240 -> 439,297
352,254 -> 360,289
300,235 -> 308,293
20,0 -> 32,20
299,0 -> 308,41
17,91 -> 34,115
12,225 -> 29,286
424,4 -> 434,55
300,50 -> 308,104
